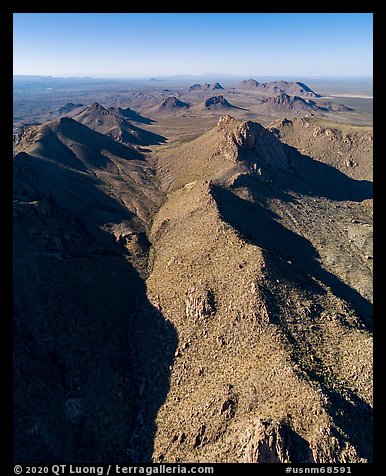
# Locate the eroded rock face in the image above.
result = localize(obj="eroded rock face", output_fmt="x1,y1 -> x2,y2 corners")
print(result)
189,83 -> 224,92
185,286 -> 216,321
217,115 -> 290,170
239,419 -> 314,463
159,97 -> 190,110
204,96 -> 234,109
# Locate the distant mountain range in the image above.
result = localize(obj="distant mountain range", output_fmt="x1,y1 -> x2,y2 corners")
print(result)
189,82 -> 224,92
238,79 -> 321,98
256,93 -> 353,114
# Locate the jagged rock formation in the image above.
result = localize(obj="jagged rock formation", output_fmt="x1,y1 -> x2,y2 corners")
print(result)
13,124 -> 38,146
202,95 -> 236,111
57,102 -> 84,115
108,105 -> 155,125
156,96 -> 190,112
238,79 -> 321,98
189,82 -> 224,91
260,93 -> 318,112
217,115 -> 290,169
267,116 -> 372,182
253,94 -> 353,116
238,418 -> 314,463
317,101 -> 353,112
238,78 -> 260,89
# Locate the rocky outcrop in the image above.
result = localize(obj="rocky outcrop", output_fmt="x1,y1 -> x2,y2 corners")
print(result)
317,101 -> 354,112
72,103 -> 166,146
185,285 -> 216,321
57,102 -> 84,115
239,419 -> 315,463
158,96 -> 190,110
262,93 -> 315,109
204,96 -> 235,110
217,115 -> 290,170
237,79 -> 320,98
189,82 -> 224,92
189,84 -> 202,91
13,124 -> 39,146
238,79 -> 260,89
266,116 -> 373,182
237,419 -> 365,463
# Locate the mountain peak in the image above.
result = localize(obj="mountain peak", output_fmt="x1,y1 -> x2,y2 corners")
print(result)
204,95 -> 235,109
89,101 -> 108,111
216,115 -> 290,170
237,79 -> 320,98
238,79 -> 260,89
189,82 -> 224,92
217,114 -> 237,127
159,96 -> 190,110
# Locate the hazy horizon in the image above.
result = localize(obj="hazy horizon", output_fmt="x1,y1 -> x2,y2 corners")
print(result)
13,73 -> 373,79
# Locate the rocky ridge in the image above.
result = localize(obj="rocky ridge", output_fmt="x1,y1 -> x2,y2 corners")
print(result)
157,96 -> 190,112
189,82 -> 224,92
73,102 -> 165,146
237,79 -> 321,98
203,96 -> 236,111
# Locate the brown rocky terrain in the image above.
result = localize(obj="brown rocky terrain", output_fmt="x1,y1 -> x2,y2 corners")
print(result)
237,79 -> 321,98
57,102 -> 85,115
154,96 -> 191,114
194,95 -> 239,112
13,106 -> 373,464
72,102 -> 166,146
258,94 -> 318,114
268,117 -> 372,181
255,94 -> 353,117
147,115 -> 372,462
107,105 -> 155,125
317,101 -> 353,113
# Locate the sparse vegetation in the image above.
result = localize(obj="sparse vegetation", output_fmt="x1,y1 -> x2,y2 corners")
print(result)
13,78 -> 372,464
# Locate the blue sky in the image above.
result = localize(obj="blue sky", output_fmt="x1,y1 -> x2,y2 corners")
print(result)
13,13 -> 373,78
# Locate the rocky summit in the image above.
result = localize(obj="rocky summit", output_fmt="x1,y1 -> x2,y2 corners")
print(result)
159,96 -> 190,109
203,95 -> 236,110
189,82 -> 224,92
238,79 -> 321,98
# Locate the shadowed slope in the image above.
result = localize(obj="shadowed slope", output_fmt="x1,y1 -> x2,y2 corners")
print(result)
154,97 -> 190,114
74,103 -> 166,146
13,128 -> 177,462
14,116 -> 143,171
211,183 -> 372,327
109,106 -> 155,125
268,117 -> 372,182
13,116 -> 162,227
146,114 -> 372,462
